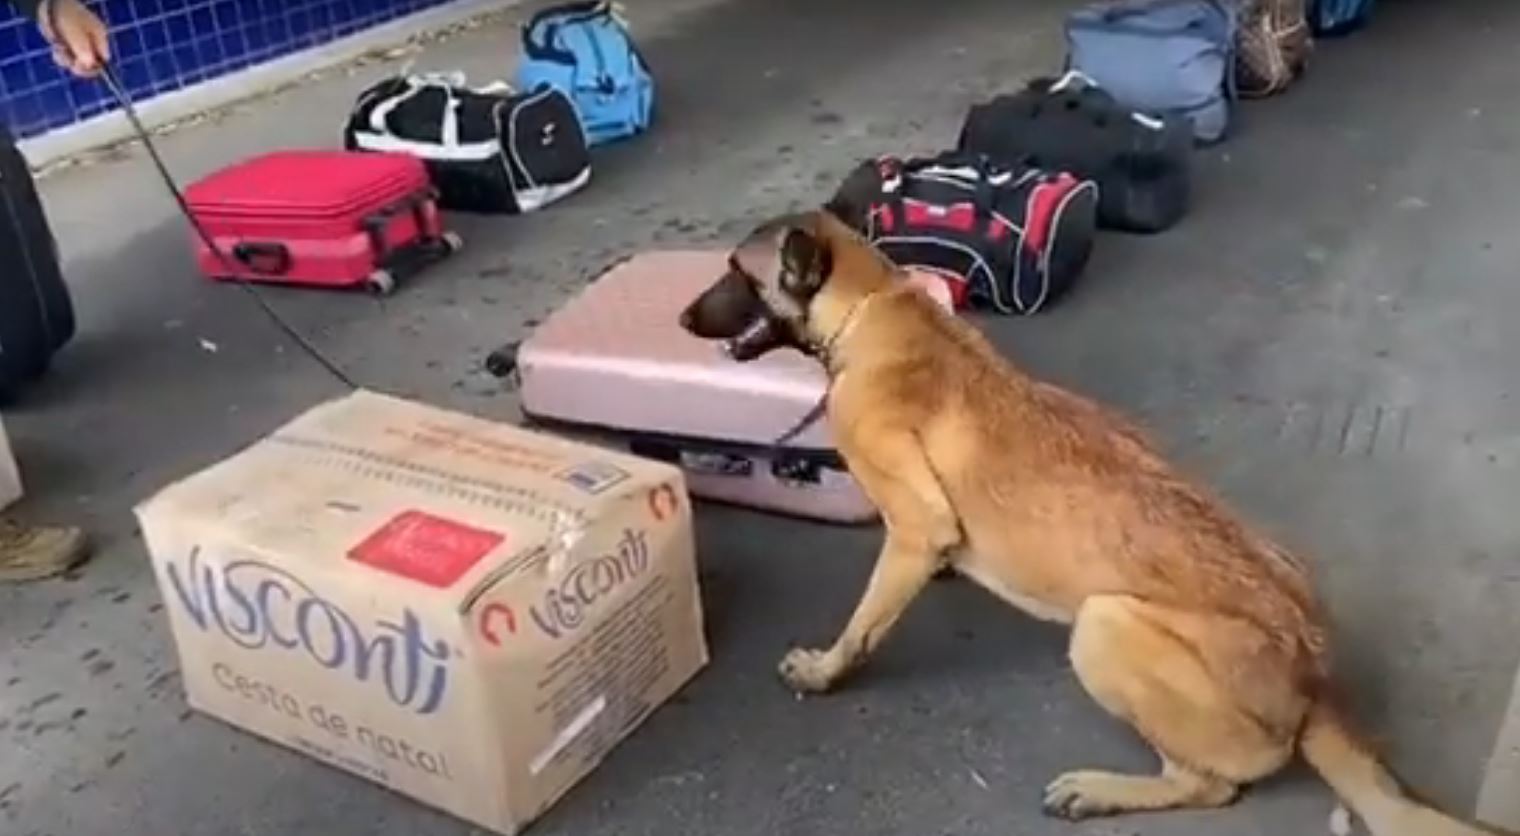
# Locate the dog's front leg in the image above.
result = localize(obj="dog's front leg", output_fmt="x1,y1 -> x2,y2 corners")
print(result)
779,423 -> 959,695
779,531 -> 941,694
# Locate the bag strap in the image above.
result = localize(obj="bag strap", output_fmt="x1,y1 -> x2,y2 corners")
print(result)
966,158 -> 998,225
1041,69 -> 1122,125
1047,68 -> 1098,93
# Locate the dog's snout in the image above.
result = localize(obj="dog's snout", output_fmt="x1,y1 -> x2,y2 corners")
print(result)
680,270 -> 763,339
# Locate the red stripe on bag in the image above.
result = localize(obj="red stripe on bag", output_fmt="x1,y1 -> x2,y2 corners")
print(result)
1023,174 -> 1075,255
903,200 -> 978,233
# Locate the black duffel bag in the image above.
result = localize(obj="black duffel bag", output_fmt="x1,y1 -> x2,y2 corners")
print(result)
344,72 -> 591,214
0,123 -> 75,402
957,71 -> 1193,234
827,151 -> 1099,316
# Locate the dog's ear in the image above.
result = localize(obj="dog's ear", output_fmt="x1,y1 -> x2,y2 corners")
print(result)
824,160 -> 882,234
779,226 -> 833,300
821,195 -> 868,234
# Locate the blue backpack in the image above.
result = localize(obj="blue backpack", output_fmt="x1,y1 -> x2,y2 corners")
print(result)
1064,0 -> 1239,145
1308,0 -> 1375,36
515,1 -> 654,146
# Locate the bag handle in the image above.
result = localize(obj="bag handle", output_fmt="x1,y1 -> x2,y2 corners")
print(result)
368,72 -> 467,148
1047,68 -> 1098,93
1040,69 -> 1116,124
521,0 -> 616,63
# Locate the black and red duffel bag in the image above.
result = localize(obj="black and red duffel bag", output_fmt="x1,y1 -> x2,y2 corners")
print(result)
828,151 -> 1098,315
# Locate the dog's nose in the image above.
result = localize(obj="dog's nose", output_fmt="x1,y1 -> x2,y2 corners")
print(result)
679,307 -> 695,330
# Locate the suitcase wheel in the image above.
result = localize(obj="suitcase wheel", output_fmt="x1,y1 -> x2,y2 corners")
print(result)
364,269 -> 397,296
484,342 -> 519,378
441,231 -> 465,253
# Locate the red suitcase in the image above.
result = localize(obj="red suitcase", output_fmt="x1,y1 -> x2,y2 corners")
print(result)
182,150 -> 462,295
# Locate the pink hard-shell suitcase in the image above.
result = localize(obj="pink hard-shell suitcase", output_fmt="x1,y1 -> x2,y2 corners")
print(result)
510,250 -> 895,524
183,150 -> 463,296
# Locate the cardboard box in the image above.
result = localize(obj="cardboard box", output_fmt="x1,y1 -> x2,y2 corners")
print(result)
135,390 -> 708,834
0,415 -> 21,511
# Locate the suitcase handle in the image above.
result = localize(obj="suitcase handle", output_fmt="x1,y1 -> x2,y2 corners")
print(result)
232,241 -> 292,275
361,190 -> 436,262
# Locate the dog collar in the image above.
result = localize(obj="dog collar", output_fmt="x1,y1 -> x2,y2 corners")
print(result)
816,290 -> 882,373
770,291 -> 884,450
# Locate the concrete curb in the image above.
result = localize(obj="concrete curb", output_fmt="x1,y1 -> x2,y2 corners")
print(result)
1478,667 -> 1520,829
15,0 -> 527,170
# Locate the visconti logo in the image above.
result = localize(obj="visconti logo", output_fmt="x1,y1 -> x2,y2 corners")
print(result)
165,547 -> 454,715
528,527 -> 651,640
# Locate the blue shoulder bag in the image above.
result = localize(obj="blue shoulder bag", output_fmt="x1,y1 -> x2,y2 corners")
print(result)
515,1 -> 655,146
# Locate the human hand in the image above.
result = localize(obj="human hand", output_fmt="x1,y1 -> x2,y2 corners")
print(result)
40,0 -> 111,78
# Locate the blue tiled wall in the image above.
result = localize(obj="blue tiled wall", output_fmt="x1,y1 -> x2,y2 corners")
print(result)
0,0 -> 459,140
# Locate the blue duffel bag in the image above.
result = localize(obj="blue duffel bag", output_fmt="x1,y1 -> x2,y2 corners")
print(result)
1308,0 -> 1375,36
1064,0 -> 1240,145
515,1 -> 655,146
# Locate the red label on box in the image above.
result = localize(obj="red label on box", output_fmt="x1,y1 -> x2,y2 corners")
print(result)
348,510 -> 505,588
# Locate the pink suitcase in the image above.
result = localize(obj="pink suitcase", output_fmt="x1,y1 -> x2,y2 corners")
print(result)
510,250 -> 890,524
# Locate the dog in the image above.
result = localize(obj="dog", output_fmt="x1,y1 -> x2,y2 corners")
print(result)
678,208 -> 1507,836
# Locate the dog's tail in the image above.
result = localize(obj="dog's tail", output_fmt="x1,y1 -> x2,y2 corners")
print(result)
1299,698 -> 1507,836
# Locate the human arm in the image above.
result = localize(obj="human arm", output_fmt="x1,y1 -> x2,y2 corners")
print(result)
9,0 -> 110,78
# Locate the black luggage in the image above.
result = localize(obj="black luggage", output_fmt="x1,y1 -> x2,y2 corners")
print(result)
957,72 -> 1193,234
0,124 -> 75,401
344,72 -> 591,215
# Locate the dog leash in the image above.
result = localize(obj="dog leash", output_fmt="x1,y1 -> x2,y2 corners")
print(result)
767,288 -> 880,450
39,4 -> 358,390
770,396 -> 827,449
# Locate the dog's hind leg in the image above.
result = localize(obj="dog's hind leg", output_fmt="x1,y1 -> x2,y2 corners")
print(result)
1043,594 -> 1303,822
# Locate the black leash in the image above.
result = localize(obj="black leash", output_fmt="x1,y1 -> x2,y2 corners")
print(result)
98,65 -> 359,389
770,395 -> 827,450
41,3 -> 358,390
766,290 -> 880,451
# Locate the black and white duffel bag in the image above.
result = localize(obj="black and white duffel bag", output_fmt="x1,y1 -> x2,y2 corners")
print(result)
344,72 -> 591,214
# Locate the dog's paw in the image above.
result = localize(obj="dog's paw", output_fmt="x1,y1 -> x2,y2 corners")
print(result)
1041,771 -> 1121,821
777,647 -> 836,694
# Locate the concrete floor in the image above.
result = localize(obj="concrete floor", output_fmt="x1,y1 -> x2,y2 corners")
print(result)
3,0 -> 1520,834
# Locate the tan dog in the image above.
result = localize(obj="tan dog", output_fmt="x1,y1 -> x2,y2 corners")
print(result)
678,209 -> 1507,836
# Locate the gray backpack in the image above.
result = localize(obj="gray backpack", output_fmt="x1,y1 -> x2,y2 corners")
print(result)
1064,0 -> 1240,145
